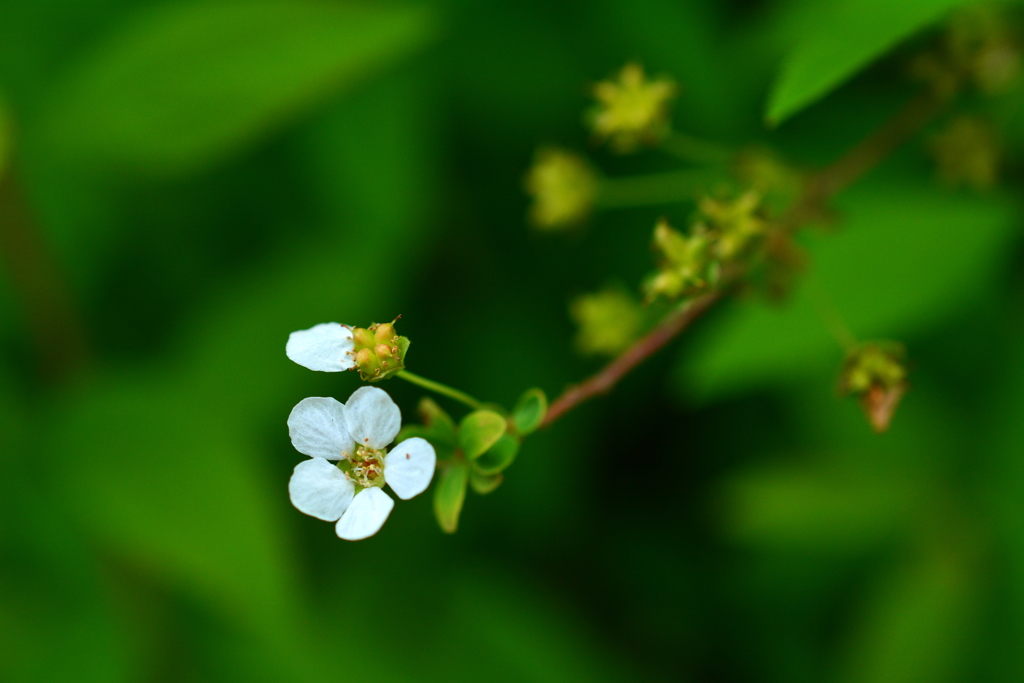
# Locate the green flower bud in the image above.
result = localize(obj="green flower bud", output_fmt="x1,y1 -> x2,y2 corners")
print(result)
838,342 -> 909,433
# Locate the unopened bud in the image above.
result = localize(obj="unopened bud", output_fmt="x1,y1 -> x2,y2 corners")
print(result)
352,327 -> 374,349
839,342 -> 909,433
355,348 -> 374,368
375,323 -> 396,343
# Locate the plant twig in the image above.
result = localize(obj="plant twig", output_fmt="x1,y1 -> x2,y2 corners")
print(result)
540,90 -> 946,428
541,291 -> 722,427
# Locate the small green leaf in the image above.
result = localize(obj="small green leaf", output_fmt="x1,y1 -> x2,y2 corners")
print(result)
459,410 -> 507,459
469,470 -> 503,495
512,388 -> 547,436
766,0 -> 969,125
418,397 -> 457,445
433,463 -> 468,534
472,433 -> 519,476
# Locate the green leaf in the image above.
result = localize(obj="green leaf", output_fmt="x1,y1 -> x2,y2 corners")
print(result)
679,176 -> 1016,400
512,387 -> 547,436
40,1 -> 434,172
459,410 -> 507,459
433,463 -> 469,534
472,433 -> 519,476
766,0 -> 969,125
837,546 -> 976,683
418,397 -> 457,446
723,466 -> 919,553
469,470 -> 503,495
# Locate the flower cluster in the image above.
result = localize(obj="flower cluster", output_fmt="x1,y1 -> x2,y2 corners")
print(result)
286,322 -> 434,540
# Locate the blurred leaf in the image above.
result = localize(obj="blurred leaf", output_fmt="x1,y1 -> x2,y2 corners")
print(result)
837,545 -> 977,683
433,463 -> 468,534
512,387 -> 547,436
33,72 -> 438,677
38,1 -> 434,172
723,465 -> 919,553
472,433 -> 519,476
766,0 -> 967,125
469,470 -> 503,495
0,97 -> 9,177
680,176 -> 1016,399
459,410 -> 507,459
448,571 -> 633,683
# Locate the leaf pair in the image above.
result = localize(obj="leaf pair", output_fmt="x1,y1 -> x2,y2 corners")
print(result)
403,388 -> 547,534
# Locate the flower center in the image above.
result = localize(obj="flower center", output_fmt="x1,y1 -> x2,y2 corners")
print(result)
340,444 -> 386,489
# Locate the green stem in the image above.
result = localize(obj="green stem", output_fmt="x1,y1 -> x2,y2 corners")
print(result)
660,131 -> 734,165
594,169 -> 717,209
805,277 -> 858,352
396,371 -> 484,410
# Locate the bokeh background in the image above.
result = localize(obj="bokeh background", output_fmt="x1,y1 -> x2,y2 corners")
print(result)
3,0 -> 1024,681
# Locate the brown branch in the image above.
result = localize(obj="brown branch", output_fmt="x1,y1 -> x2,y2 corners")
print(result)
540,90 -> 946,429
0,168 -> 90,383
541,290 -> 722,427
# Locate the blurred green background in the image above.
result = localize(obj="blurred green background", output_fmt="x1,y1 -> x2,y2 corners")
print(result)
2,0 -> 1024,681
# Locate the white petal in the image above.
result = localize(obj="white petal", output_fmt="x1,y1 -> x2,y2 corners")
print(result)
288,458 -> 354,521
286,323 -> 355,372
343,386 -> 401,449
288,397 -> 353,460
384,437 -> 436,500
335,488 -> 394,540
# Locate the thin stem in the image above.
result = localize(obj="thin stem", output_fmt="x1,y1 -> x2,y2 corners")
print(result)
541,290 -> 723,428
541,89 -> 947,429
396,370 -> 484,411
594,169 -> 716,209
660,131 -> 734,166
805,277 -> 858,352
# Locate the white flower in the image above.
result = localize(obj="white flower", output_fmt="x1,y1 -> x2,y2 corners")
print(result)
286,386 -> 436,540
286,322 -> 355,372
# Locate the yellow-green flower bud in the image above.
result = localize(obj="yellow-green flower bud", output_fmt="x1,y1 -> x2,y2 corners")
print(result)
375,322 -> 397,343
644,218 -> 718,302
350,318 -> 410,381
699,190 -> 766,261
570,286 -> 644,357
588,63 -> 677,153
524,147 -> 598,230
352,327 -> 375,349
